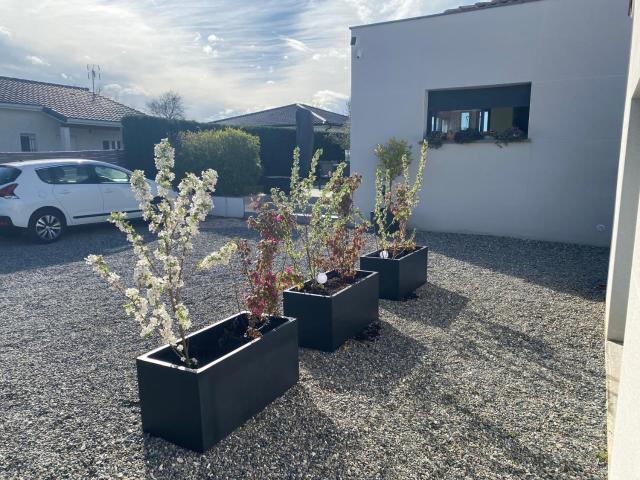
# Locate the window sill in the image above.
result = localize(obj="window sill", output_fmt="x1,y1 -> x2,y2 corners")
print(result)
422,138 -> 531,147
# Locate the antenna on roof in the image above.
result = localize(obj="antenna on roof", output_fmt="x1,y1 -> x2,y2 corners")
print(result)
87,64 -> 101,96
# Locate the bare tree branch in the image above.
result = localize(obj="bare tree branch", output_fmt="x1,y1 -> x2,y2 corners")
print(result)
147,91 -> 186,120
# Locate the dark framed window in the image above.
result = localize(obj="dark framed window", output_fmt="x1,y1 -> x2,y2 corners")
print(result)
102,140 -> 110,150
20,133 -> 37,152
427,83 -> 531,137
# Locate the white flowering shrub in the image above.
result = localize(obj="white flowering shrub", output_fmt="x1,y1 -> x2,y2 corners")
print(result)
86,139 -> 237,368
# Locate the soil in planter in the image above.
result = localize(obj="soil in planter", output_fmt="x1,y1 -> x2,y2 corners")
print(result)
150,314 -> 286,368
296,270 -> 370,296
370,247 -> 418,260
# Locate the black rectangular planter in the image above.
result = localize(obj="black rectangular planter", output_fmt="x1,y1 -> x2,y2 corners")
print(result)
136,312 -> 299,452
282,270 -> 379,352
359,246 -> 428,300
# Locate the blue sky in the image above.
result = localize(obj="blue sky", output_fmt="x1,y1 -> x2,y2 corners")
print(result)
0,0 -> 460,120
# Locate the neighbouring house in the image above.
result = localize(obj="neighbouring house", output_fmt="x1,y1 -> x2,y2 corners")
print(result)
211,104 -> 348,132
350,0 -> 632,246
213,103 -> 349,188
0,76 -> 141,154
605,0 -> 640,477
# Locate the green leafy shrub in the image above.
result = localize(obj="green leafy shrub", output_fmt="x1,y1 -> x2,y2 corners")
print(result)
177,128 -> 261,196
374,138 -> 412,183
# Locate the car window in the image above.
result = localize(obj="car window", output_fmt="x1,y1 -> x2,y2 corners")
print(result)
94,166 -> 130,184
0,166 -> 21,185
36,167 -> 56,184
51,165 -> 92,184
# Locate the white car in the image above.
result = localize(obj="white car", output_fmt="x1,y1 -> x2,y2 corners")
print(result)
0,159 -> 158,243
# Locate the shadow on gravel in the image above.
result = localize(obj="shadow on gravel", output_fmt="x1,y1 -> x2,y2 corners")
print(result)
409,384 -> 595,479
452,314 -> 603,394
419,231 -> 609,301
382,282 -> 469,330
0,222 -> 154,275
142,385 -> 356,478
300,320 -> 425,399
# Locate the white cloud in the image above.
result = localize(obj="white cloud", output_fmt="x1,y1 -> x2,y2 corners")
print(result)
202,45 -> 219,57
207,33 -> 223,43
25,55 -> 49,66
0,0 -> 461,119
311,90 -> 349,113
282,37 -> 311,53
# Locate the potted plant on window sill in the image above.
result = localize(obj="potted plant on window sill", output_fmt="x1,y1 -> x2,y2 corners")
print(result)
360,140 -> 428,300
87,139 -> 298,452
274,149 -> 379,352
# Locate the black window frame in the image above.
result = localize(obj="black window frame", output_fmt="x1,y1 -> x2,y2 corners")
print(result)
427,83 -> 531,138
20,133 -> 37,152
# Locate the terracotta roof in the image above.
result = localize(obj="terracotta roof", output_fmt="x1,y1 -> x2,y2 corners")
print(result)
211,104 -> 348,127
351,0 -> 544,29
0,76 -> 142,123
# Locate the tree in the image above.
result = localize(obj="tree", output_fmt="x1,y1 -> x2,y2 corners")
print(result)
147,91 -> 185,120
328,99 -> 350,150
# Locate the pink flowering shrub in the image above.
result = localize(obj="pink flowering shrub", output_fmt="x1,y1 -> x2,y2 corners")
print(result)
228,200 -> 302,337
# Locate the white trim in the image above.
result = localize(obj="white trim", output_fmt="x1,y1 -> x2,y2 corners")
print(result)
65,118 -> 121,128
0,102 -> 43,112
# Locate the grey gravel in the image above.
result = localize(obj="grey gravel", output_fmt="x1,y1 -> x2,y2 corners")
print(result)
0,219 -> 609,479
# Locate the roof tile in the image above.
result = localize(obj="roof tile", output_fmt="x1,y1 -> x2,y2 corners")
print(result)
0,76 -> 142,123
212,104 -> 348,127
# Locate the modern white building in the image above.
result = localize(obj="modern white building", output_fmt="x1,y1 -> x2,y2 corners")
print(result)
0,76 -> 140,154
350,0 -> 632,247
605,0 -> 640,477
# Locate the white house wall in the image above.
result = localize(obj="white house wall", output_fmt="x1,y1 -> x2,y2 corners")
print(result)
350,0 -> 632,246
608,0 -> 640,476
0,108 -> 61,152
69,126 -> 122,151
0,107 -> 123,152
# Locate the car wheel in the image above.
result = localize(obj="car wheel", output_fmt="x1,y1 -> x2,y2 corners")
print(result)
29,208 -> 66,243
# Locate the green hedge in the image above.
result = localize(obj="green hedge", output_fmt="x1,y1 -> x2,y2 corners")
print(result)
122,115 -> 345,181
177,129 -> 261,196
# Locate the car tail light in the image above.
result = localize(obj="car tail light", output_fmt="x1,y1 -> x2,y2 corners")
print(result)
0,183 -> 19,199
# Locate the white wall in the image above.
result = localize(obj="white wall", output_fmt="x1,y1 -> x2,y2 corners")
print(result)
350,0 -> 632,246
0,107 -> 61,152
608,1 -> 640,477
0,107 -> 123,152
70,125 -> 122,150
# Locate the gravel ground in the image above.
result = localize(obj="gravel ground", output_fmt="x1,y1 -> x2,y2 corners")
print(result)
0,219 -> 610,479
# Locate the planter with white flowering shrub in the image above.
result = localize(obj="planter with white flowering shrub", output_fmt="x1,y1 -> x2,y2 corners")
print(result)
273,149 -> 379,352
360,141 -> 429,300
87,139 -> 298,452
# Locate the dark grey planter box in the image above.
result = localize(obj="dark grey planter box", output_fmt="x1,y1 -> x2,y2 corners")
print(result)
359,246 -> 428,300
282,270 -> 379,352
136,312 -> 299,452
